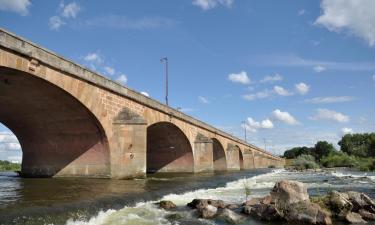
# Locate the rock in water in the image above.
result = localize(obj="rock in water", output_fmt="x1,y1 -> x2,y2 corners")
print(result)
359,209 -> 375,221
328,191 -> 353,216
187,199 -> 225,210
199,204 -> 217,219
284,201 -> 332,225
218,208 -> 244,224
157,200 -> 176,209
271,180 -> 309,209
345,212 -> 367,224
226,204 -> 240,209
247,204 -> 282,221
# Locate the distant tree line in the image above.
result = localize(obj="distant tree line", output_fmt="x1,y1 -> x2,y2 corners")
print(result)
0,160 -> 21,171
283,133 -> 375,171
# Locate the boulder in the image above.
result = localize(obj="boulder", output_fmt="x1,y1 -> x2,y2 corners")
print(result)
247,204 -> 282,221
345,212 -> 367,224
187,199 -> 225,210
327,191 -> 353,216
157,200 -> 176,210
283,201 -> 332,225
346,192 -> 375,213
359,209 -> 375,221
226,204 -> 240,209
199,204 -> 218,219
243,195 -> 272,206
218,208 -> 244,224
271,180 -> 309,209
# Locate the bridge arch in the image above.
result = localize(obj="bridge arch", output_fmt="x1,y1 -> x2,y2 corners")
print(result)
146,121 -> 194,173
212,138 -> 227,171
0,67 -> 110,177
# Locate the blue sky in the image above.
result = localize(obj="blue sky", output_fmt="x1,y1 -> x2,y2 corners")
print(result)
0,0 -> 374,162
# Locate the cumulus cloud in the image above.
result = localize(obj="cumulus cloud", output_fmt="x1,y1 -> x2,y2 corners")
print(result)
273,85 -> 293,96
198,96 -> 210,104
116,74 -> 127,85
244,117 -> 274,132
243,89 -> 271,101
49,16 -> 66,31
83,52 -> 102,63
228,71 -> 250,84
341,127 -> 353,135
61,2 -> 81,18
314,65 -> 326,72
315,0 -> 375,46
260,74 -> 283,83
104,66 -> 115,76
305,96 -> 354,104
0,0 -> 31,16
295,82 -> 310,95
192,0 -> 234,10
310,108 -> 350,123
272,109 -> 299,125
140,91 -> 149,97
0,132 -> 21,152
298,9 -> 306,16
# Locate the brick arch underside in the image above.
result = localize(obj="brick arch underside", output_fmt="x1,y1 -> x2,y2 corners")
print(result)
147,122 -> 194,173
0,67 -> 110,177
212,138 -> 227,171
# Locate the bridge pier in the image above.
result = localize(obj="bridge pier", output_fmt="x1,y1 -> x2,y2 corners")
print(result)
193,134 -> 214,172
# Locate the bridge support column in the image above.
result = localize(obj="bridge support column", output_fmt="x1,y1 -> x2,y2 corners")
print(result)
226,144 -> 240,170
111,109 -> 147,179
194,134 -> 213,172
242,148 -> 255,169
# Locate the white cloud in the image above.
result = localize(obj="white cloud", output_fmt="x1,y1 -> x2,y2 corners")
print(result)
272,109 -> 299,125
104,66 -> 115,76
314,65 -> 326,73
273,85 -> 293,96
315,0 -> 375,46
298,9 -> 306,16
310,108 -> 350,123
116,74 -> 127,85
140,91 -> 149,97
228,71 -> 250,84
198,96 -> 210,104
260,74 -> 283,83
83,52 -> 102,64
192,0 -> 234,10
0,132 -> 21,152
61,2 -> 81,18
243,89 -> 271,101
244,117 -> 274,132
305,96 -> 354,104
295,82 -> 310,95
341,127 -> 353,135
49,16 -> 66,31
0,0 -> 31,16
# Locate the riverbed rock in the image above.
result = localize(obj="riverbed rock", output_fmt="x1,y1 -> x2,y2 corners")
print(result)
243,195 -> 273,206
157,200 -> 176,209
187,199 -> 225,210
283,201 -> 332,225
345,212 -> 367,224
359,209 -> 375,221
328,191 -> 353,216
226,204 -> 240,209
218,208 -> 244,224
246,204 -> 282,221
199,204 -> 217,219
271,180 -> 309,209
346,192 -> 375,213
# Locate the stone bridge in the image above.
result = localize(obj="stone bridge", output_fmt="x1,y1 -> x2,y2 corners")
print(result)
0,29 -> 284,179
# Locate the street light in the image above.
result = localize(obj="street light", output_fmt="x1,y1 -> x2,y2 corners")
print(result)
263,138 -> 267,151
160,57 -> 169,106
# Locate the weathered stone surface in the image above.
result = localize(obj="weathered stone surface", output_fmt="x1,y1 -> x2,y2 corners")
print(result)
226,204 -> 240,209
346,191 -> 375,213
187,199 -> 225,210
199,205 -> 217,219
345,212 -> 367,224
328,191 -> 353,216
157,200 -> 176,209
218,208 -> 244,224
359,209 -> 375,221
283,201 -> 332,225
248,204 -> 282,221
271,180 -> 309,209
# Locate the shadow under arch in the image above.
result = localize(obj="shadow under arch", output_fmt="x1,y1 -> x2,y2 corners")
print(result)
146,122 -> 194,173
239,147 -> 244,170
212,138 -> 227,171
0,67 -> 110,178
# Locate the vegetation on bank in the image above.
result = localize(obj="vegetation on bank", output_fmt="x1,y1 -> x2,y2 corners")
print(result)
283,133 -> 375,171
0,160 -> 21,171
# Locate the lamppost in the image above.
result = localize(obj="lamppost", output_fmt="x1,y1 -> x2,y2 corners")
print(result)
242,121 -> 247,143
160,57 -> 169,106
263,138 -> 267,151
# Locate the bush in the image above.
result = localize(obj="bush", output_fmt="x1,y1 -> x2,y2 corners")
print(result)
320,152 -> 375,171
0,160 -> 21,171
292,154 -> 319,170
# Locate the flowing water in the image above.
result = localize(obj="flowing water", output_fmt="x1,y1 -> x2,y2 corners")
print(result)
0,168 -> 374,225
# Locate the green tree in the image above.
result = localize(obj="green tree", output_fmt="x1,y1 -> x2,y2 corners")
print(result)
339,133 -> 375,157
314,141 -> 335,161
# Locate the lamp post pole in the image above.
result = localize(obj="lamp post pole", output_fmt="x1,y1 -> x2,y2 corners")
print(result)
160,57 -> 168,106
242,121 -> 247,143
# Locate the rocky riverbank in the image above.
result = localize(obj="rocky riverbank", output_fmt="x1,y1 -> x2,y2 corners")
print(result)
157,180 -> 375,224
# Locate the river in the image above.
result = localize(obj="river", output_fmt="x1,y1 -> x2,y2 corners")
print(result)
0,168 -> 374,225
